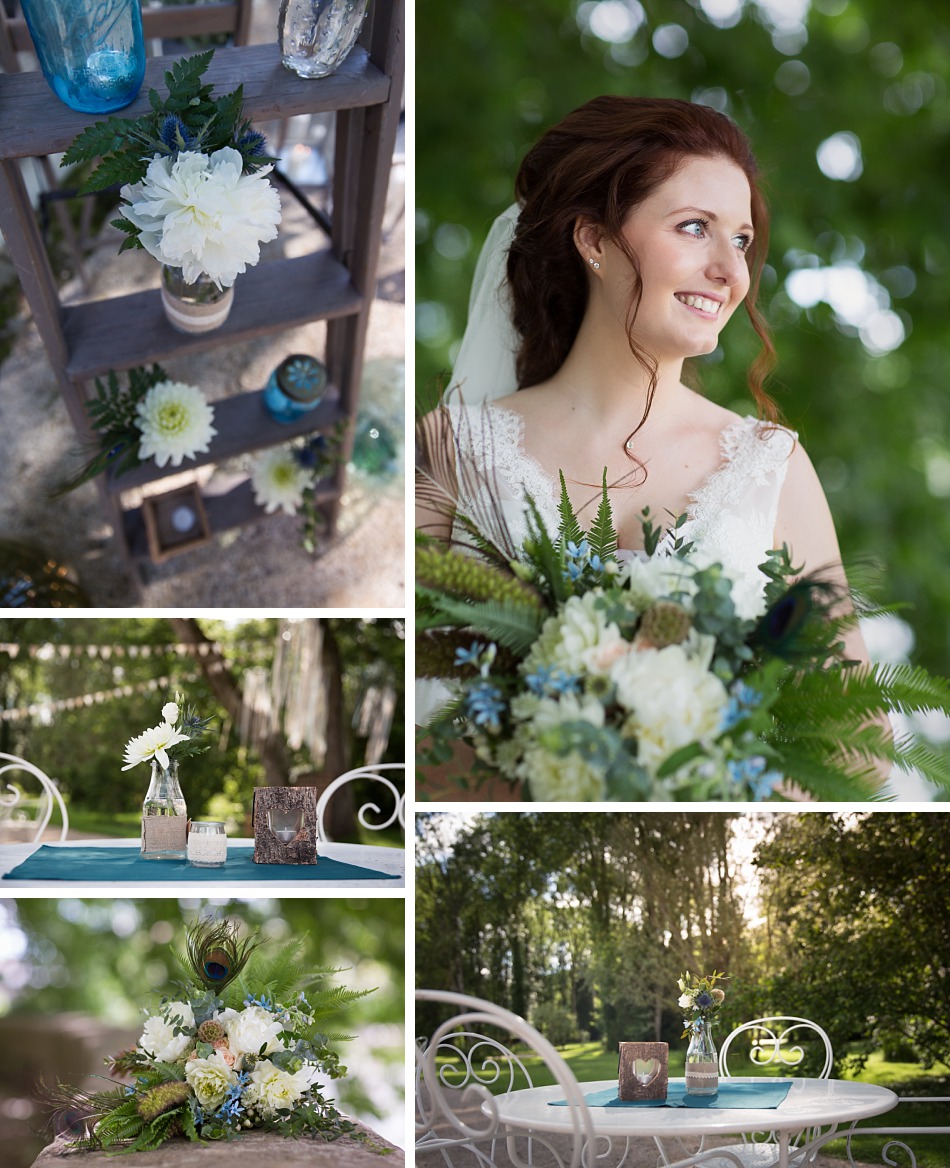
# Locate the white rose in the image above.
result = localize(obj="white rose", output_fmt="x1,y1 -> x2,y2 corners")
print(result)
678,993 -> 693,1009
611,643 -> 728,775
243,1059 -> 311,1114
139,1001 -> 195,1063
161,701 -> 180,725
222,1004 -> 285,1060
184,1050 -> 236,1109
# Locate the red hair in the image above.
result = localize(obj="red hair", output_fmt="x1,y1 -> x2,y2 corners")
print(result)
507,96 -> 778,432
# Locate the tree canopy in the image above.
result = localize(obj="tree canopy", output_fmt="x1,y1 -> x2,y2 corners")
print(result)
416,0 -> 950,676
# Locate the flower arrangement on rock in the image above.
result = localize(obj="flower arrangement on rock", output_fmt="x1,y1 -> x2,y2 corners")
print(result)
54,364 -> 216,495
416,469 -> 950,802
62,50 -> 281,332
46,919 -> 371,1152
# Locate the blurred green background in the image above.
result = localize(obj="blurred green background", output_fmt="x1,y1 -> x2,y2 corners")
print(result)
416,0 -> 950,682
0,617 -> 405,839
0,896 -> 405,1166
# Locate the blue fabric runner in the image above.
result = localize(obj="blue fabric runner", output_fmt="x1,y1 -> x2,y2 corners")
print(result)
550,1080 -> 793,1109
2,844 -> 399,882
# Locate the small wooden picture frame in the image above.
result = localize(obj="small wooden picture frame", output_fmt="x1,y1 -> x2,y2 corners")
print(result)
252,787 -> 318,865
142,484 -> 211,562
618,1041 -> 669,1102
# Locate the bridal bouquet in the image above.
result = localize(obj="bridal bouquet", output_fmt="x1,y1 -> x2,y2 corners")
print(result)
47,919 -> 369,1152
54,364 -> 216,495
417,476 -> 950,801
62,50 -> 280,290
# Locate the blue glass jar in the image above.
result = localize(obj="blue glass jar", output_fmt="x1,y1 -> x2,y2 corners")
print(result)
264,354 -> 327,423
20,0 -> 145,114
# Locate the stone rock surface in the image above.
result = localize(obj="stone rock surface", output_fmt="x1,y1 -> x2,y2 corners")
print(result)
32,1120 -> 402,1167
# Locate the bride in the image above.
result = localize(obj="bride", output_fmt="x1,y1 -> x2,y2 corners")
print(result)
417,95 -> 873,798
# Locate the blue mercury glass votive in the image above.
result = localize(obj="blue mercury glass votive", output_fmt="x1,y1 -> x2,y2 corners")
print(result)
264,354 -> 328,423
20,0 -> 146,113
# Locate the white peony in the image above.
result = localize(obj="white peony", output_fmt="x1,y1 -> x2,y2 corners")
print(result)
136,380 -> 217,468
162,701 -> 180,724
122,721 -> 191,770
220,1005 -> 285,1061
610,643 -> 729,774
120,148 -> 281,287
243,1059 -> 312,1115
250,447 -> 312,515
184,1050 -> 236,1109
139,1001 -> 195,1062
529,592 -> 624,676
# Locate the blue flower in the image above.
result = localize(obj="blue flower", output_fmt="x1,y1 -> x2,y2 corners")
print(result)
727,756 -> 781,801
465,682 -> 505,733
549,670 -> 581,696
243,993 -> 275,1011
720,681 -> 764,731
159,114 -> 198,154
525,666 -> 581,697
239,130 -> 267,157
455,641 -> 486,668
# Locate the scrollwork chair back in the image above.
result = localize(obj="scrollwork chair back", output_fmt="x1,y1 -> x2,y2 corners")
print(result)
0,752 -> 69,843
315,762 -> 405,842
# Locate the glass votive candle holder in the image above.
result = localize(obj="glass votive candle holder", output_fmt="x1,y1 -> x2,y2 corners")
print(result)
187,821 -> 227,867
267,806 -> 304,844
263,354 -> 327,423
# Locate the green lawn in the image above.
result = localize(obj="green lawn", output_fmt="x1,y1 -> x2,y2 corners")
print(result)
434,1041 -> 949,1167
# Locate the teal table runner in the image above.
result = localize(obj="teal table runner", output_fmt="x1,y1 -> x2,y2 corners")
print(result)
550,1081 -> 793,1109
2,844 -> 399,882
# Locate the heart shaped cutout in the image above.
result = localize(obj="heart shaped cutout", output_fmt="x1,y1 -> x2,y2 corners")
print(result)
634,1057 -> 659,1086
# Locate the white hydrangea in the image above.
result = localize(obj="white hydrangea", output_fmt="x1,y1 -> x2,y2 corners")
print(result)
250,447 -> 312,515
120,148 -> 281,288
610,643 -> 729,774
135,380 -> 216,468
184,1050 -> 236,1109
243,1059 -> 312,1115
139,1001 -> 195,1062
220,1004 -> 285,1061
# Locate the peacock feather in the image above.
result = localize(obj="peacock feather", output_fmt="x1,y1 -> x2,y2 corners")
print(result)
183,918 -> 260,993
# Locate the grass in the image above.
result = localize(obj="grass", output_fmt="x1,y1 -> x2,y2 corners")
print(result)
434,1041 -> 950,1167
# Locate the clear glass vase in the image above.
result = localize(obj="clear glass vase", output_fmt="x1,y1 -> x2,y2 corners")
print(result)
685,1017 -> 719,1096
160,265 -> 234,335
141,758 -> 187,860
20,0 -> 146,114
278,0 -> 369,79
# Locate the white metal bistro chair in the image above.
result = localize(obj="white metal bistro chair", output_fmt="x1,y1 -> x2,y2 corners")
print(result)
315,762 -> 405,843
416,989 -> 598,1168
803,1093 -> 950,1168
0,751 -> 69,842
679,1017 -> 834,1168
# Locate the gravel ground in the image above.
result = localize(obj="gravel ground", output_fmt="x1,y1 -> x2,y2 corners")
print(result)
0,6 -> 405,609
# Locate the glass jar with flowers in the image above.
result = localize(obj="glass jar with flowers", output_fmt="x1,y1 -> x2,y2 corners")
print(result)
122,692 -> 214,859
61,51 -> 281,334
678,970 -> 728,1096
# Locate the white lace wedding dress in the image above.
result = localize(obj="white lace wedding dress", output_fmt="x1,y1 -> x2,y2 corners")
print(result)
417,401 -> 798,729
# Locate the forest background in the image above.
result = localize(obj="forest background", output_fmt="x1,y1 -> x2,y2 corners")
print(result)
415,0 -> 950,687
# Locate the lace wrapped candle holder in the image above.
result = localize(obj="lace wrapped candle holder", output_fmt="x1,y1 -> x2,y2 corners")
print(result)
187,821 -> 227,867
618,1041 -> 669,1102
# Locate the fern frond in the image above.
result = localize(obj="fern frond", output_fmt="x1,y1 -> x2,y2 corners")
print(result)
421,595 -> 544,656
587,469 -> 618,561
556,471 -> 584,554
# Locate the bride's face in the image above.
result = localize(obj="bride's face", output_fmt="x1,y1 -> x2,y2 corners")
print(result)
600,154 -> 754,361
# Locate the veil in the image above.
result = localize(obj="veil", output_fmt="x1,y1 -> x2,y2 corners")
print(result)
443,203 -> 520,405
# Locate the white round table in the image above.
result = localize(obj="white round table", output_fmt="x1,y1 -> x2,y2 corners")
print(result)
491,1077 -> 898,1167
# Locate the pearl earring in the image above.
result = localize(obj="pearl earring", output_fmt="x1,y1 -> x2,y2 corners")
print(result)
588,257 -> 601,270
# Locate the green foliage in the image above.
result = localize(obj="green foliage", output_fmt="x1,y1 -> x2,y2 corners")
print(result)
51,364 -> 169,497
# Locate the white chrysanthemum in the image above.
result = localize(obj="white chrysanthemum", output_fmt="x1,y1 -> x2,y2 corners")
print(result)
139,1001 -> 195,1063
610,643 -> 729,774
184,1050 -> 236,1109
120,148 -> 281,287
135,380 -> 216,468
250,447 -> 312,515
243,1058 -> 312,1115
122,721 -> 191,770
162,701 -> 179,725
219,1004 -> 285,1061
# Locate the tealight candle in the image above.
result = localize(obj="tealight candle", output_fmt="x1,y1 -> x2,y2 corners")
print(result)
187,821 -> 227,867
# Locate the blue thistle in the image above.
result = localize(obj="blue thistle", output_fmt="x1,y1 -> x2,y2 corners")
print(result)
239,130 -> 267,157
159,114 -> 198,154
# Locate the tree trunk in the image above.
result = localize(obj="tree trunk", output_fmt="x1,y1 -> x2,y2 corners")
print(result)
168,618 -> 290,787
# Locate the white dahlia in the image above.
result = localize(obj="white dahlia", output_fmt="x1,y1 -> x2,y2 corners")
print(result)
120,148 -> 281,287
135,380 -> 216,468
250,448 -> 312,515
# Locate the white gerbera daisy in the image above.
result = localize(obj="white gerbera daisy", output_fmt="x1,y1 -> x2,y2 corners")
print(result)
122,722 -> 191,771
136,380 -> 216,468
120,148 -> 282,288
250,448 -> 312,515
